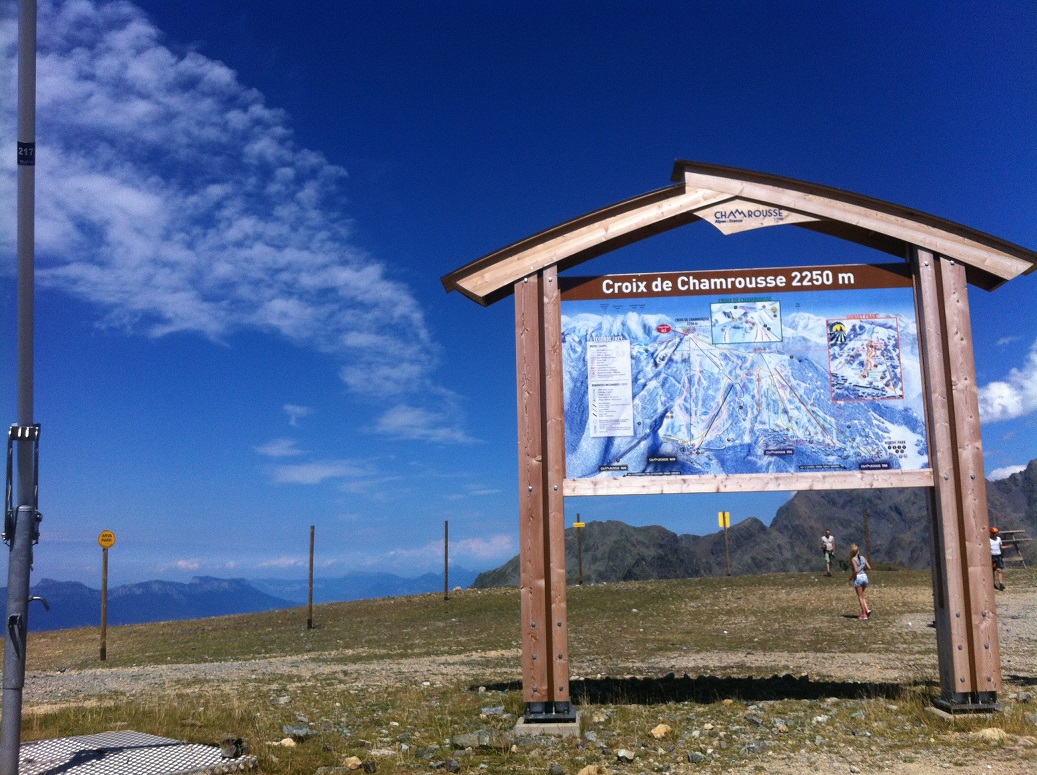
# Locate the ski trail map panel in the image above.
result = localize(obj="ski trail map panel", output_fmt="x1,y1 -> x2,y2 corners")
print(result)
559,263 -> 929,481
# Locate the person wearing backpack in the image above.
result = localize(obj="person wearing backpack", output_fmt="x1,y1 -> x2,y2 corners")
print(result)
849,544 -> 872,620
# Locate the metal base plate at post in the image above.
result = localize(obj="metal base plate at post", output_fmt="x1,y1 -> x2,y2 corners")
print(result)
929,695 -> 1002,718
18,730 -> 257,775
522,701 -> 578,724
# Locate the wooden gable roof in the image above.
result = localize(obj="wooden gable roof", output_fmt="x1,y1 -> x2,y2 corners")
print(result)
442,160 -> 1037,305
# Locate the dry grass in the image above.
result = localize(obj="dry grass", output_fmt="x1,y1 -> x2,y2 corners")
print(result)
14,569 -> 1037,774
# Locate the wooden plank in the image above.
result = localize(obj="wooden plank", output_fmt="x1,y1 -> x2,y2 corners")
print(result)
679,166 -> 1034,284
443,184 -> 688,297
563,469 -> 934,497
515,275 -> 549,703
462,189 -> 733,302
540,265 -> 571,705
938,256 -> 1001,696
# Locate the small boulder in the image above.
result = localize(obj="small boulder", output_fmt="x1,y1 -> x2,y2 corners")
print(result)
281,724 -> 313,741
650,723 -> 671,739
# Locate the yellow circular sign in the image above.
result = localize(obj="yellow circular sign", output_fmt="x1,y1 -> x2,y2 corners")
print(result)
98,530 -> 116,549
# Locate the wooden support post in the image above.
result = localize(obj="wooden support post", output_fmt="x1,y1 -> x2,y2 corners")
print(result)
515,273 -> 550,712
913,248 -> 1001,709
541,265 -> 573,717
514,268 -> 573,722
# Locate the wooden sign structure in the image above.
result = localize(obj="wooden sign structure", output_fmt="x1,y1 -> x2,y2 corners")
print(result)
443,161 -> 1037,719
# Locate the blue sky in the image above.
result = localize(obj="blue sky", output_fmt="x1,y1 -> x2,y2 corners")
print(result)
1,1 -> 1035,585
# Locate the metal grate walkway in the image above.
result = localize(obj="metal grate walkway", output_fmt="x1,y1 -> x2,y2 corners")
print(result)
19,730 -> 257,775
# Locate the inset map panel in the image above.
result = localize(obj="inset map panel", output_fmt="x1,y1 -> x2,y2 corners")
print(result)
710,300 -> 782,344
828,315 -> 905,401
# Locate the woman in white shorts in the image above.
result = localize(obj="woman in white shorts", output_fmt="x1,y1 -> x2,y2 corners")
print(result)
849,544 -> 872,620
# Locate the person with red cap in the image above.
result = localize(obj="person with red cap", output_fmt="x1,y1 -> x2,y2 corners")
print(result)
990,527 -> 1006,591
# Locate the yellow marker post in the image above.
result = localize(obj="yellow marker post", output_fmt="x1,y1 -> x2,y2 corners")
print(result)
97,530 -> 116,660
574,516 -> 586,585
719,512 -> 732,576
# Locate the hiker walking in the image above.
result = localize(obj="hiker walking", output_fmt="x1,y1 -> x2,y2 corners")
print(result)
821,529 -> 836,576
849,544 -> 872,620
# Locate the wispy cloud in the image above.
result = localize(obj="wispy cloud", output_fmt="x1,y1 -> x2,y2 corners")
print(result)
255,556 -> 307,570
374,534 -> 515,569
372,403 -> 480,444
270,458 -> 372,485
0,1 -> 459,428
445,484 -> 502,500
977,340 -> 1037,423
283,404 -> 311,427
254,438 -> 304,458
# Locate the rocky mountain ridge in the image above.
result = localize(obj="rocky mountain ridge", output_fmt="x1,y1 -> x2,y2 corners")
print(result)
474,460 -> 1037,587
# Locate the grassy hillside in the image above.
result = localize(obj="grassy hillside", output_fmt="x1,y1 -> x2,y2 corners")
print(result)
16,569 -> 1037,774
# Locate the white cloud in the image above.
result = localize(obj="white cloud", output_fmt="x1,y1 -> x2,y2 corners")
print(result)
453,535 -> 517,560
175,559 -> 200,571
254,438 -> 303,458
988,465 -> 1026,481
376,533 -> 515,568
255,555 -> 306,570
283,404 -> 311,427
271,458 -> 372,485
445,484 -> 502,500
977,341 -> 1037,423
373,403 -> 480,444
0,1 -> 457,424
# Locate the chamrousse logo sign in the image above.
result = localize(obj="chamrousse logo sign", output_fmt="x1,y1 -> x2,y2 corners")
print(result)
694,197 -> 819,235
710,206 -> 788,225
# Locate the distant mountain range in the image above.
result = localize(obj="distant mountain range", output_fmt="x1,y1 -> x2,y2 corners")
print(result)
474,460 -> 1037,587
14,457 -> 1037,628
8,568 -> 481,632
249,568 -> 480,605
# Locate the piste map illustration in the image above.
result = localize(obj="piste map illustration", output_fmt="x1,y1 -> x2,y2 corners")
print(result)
560,264 -> 930,480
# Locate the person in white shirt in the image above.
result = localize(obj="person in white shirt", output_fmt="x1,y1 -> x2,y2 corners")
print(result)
990,526 -> 1005,591
820,529 -> 836,577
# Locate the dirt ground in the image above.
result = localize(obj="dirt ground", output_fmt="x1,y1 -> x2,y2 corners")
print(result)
17,581 -> 1037,775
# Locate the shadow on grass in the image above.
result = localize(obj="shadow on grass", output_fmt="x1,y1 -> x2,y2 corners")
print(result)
476,672 -> 931,705
1004,674 -> 1037,687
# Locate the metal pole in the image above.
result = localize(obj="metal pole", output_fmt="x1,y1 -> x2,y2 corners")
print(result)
724,522 -> 731,576
863,508 -> 872,567
306,525 -> 314,630
2,2 -> 38,772
443,520 -> 449,601
100,548 -> 109,660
